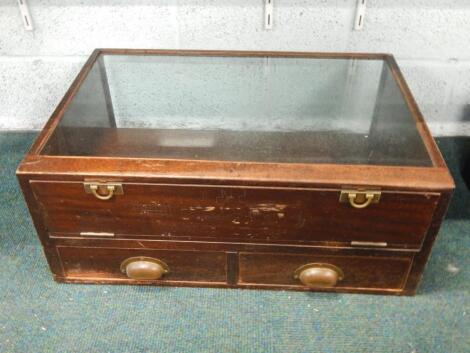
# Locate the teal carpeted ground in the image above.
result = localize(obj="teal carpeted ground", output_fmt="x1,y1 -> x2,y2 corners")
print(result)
0,132 -> 468,353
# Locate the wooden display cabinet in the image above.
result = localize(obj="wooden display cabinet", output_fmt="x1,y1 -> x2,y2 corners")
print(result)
17,49 -> 454,295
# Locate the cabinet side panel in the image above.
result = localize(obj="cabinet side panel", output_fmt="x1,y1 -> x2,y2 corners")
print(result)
16,175 -> 64,277
403,191 -> 453,294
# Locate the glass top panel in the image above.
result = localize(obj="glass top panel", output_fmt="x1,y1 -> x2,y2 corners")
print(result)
41,53 -> 432,167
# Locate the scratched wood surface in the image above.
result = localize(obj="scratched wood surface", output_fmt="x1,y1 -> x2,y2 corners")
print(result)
31,181 -> 439,249
53,240 -> 414,294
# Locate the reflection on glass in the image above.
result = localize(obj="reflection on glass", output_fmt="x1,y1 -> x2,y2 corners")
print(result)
42,54 -> 432,167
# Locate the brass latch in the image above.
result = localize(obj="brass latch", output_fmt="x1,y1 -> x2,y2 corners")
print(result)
84,182 -> 123,201
339,189 -> 381,209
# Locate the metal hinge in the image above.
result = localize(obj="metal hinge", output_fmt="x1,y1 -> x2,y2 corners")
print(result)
351,241 -> 387,248
80,232 -> 115,238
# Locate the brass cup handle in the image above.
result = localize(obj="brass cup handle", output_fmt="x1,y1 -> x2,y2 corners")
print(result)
348,192 -> 374,209
90,184 -> 115,201
294,263 -> 344,288
120,257 -> 169,280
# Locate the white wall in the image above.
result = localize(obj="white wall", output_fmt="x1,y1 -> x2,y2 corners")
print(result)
0,0 -> 469,135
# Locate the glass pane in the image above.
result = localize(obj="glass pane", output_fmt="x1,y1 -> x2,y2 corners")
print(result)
41,53 -> 432,167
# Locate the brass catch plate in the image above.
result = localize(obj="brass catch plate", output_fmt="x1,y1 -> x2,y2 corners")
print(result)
84,182 -> 123,194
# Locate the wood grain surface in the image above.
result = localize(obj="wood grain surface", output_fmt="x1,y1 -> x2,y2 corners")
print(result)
31,180 -> 439,249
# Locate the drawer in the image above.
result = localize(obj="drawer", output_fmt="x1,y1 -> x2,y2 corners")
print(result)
57,246 -> 227,283
238,251 -> 413,291
31,180 -> 439,249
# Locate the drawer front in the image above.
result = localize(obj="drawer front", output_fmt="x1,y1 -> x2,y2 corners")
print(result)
57,246 -> 227,283
238,252 -> 413,291
31,181 -> 439,248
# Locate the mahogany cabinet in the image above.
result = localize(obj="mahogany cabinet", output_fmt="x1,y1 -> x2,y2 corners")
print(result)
17,49 -> 454,295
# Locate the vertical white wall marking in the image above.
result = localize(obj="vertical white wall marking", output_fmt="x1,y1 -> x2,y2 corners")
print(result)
354,0 -> 367,31
17,0 -> 34,31
265,0 -> 274,30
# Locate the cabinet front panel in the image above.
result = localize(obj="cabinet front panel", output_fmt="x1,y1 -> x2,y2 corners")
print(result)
57,246 -> 227,283
31,181 -> 438,249
239,252 -> 413,291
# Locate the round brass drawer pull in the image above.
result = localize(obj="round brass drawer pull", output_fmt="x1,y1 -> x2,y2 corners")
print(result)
294,263 -> 344,288
120,257 -> 169,280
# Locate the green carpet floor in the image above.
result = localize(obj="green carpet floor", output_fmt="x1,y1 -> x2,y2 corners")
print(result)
0,132 -> 468,353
